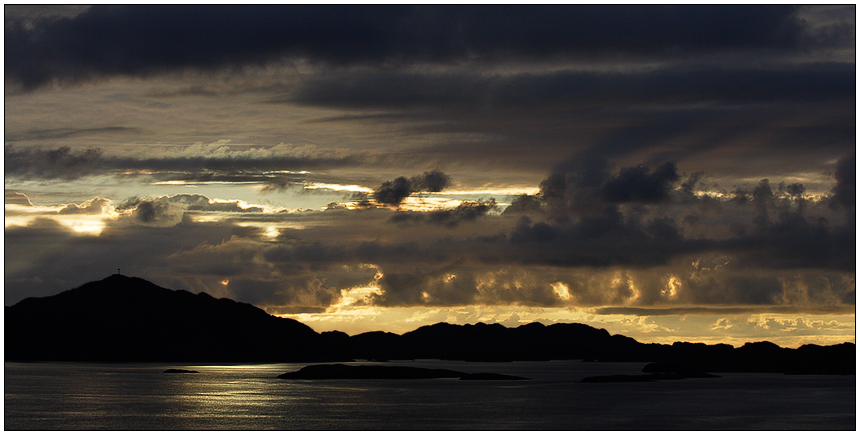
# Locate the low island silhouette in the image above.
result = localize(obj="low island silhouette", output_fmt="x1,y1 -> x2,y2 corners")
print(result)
5,275 -> 855,377
276,364 -> 529,380
163,368 -> 199,374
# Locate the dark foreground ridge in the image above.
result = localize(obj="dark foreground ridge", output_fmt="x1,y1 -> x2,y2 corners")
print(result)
5,275 -> 855,374
277,363 -> 529,380
5,274 -> 350,362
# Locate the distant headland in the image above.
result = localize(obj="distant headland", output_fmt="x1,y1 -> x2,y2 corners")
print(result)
5,275 -> 855,375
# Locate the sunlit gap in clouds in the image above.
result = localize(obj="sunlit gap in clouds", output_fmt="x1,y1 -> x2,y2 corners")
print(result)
272,258 -> 855,346
301,182 -> 373,193
229,222 -> 306,239
443,187 -> 541,196
662,275 -> 681,299
4,203 -> 115,235
55,216 -> 110,235
331,264 -> 385,309
551,282 -> 573,301
285,264 -> 388,329
153,180 -> 256,186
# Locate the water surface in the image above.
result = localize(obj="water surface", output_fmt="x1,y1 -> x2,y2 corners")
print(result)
5,360 -> 855,430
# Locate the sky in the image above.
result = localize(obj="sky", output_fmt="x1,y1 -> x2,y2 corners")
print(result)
4,5 -> 856,347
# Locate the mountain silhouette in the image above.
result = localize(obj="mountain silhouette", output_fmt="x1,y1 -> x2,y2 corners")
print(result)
5,275 -> 855,374
341,322 -> 854,374
5,274 -> 348,362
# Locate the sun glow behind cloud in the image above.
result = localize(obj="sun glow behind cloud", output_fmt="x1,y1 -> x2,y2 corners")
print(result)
4,203 -> 115,235
443,187 -> 541,196
303,182 -> 373,193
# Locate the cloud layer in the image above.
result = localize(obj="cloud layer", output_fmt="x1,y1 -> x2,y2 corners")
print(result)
5,6 -> 854,344
6,156 -> 853,311
7,5 -> 833,89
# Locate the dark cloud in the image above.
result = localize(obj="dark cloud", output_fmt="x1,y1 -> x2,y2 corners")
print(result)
5,217 -> 92,301
829,154 -> 855,211
601,162 -> 680,203
4,214 -> 242,303
493,152 -> 856,275
783,182 -> 806,197
324,202 -> 349,211
501,195 -> 543,217
6,5 -> 814,89
5,190 -> 33,206
3,5 -> 854,341
4,146 -> 103,180
724,209 -> 855,272
130,198 -> 182,227
4,145 -> 362,181
258,176 -> 311,193
4,5 -> 90,25
4,157 -> 854,311
2,147 -> 854,315
372,265 -> 477,307
412,169 -> 451,192
365,260 -> 563,308
292,65 -> 855,111
113,154 -> 360,174
115,194 -> 265,227
57,197 -> 110,215
680,171 -> 705,195
287,64 -> 853,179
389,199 -> 497,227
423,198 -> 497,226
166,194 -> 264,213
715,275 -> 784,305
226,276 -> 340,309
371,177 -> 412,206
752,179 -> 776,230
504,211 -> 710,268
5,126 -> 142,142
528,155 -> 684,220
369,170 -> 451,206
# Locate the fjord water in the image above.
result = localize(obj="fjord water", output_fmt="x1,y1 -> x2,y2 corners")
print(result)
5,360 -> 854,430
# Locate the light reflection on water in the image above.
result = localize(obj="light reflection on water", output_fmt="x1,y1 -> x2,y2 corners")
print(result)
5,360 -> 855,430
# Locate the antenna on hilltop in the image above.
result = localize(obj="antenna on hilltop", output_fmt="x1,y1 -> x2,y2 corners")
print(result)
117,268 -> 121,275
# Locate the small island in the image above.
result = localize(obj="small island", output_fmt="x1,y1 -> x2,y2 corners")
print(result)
278,364 -> 529,380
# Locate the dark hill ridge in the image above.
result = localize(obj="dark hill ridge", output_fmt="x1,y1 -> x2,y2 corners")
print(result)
336,322 -> 854,374
5,274 -> 348,362
5,275 -> 855,374
330,321 -> 617,362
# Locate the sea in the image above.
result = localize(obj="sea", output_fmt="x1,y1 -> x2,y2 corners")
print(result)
4,360 -> 855,431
